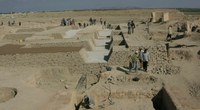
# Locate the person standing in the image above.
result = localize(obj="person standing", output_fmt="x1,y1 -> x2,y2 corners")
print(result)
104,21 -> 106,26
130,20 -> 135,33
19,22 -> 21,26
138,48 -> 144,70
142,49 -> 149,72
146,21 -> 150,34
127,20 -> 131,34
89,17 -> 93,25
8,21 -> 11,26
83,23 -> 86,28
130,51 -> 139,72
166,25 -> 173,41
100,18 -> 103,25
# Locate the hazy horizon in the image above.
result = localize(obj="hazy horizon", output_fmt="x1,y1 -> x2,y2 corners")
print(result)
0,0 -> 200,13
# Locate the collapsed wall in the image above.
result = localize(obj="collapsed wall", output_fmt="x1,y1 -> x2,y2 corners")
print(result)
27,40 -> 93,51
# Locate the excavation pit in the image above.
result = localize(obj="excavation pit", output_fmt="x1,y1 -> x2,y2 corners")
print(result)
152,87 -> 176,110
132,77 -> 140,82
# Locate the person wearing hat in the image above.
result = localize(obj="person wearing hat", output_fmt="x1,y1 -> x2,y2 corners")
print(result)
130,50 -> 139,72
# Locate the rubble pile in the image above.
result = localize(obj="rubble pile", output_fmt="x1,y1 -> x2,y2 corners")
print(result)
189,82 -> 200,99
151,64 -> 180,75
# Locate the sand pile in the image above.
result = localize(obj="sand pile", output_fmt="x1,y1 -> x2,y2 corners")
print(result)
0,87 -> 17,103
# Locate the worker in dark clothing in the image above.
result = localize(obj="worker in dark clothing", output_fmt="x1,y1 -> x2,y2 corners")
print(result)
130,20 -> 135,33
128,20 -> 131,34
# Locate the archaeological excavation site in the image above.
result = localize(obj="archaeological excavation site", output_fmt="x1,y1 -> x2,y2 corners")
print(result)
0,9 -> 200,110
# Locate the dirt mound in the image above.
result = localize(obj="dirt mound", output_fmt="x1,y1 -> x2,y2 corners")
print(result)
0,87 -> 17,103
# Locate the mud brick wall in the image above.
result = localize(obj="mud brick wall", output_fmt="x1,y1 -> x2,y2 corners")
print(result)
0,51 -> 108,75
150,9 -> 185,21
0,52 -> 84,67
28,40 -> 92,51
152,11 -> 163,23
168,10 -> 185,21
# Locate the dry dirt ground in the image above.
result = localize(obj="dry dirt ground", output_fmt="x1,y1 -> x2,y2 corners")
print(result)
0,9 -> 200,110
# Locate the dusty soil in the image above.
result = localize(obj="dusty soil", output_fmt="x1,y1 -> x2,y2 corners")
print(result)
0,9 -> 199,110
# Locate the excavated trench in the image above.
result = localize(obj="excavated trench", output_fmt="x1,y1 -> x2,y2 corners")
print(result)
152,87 -> 176,110
74,86 -> 178,110
74,71 -> 177,110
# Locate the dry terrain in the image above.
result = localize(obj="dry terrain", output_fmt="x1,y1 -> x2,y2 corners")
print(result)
0,9 -> 200,110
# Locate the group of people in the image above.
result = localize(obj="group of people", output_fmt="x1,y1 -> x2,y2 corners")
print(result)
61,18 -> 75,26
89,17 -> 107,26
77,17 -> 107,29
129,48 -> 150,72
61,17 -> 109,30
100,18 -> 107,26
127,20 -> 135,34
89,17 -> 97,25
0,21 -> 21,26
78,22 -> 89,28
168,23 -> 200,41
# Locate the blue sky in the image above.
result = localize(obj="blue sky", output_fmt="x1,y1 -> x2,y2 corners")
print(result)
0,0 -> 199,13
